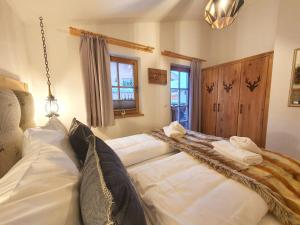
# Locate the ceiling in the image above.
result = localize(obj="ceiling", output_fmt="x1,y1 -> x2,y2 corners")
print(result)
7,0 -> 258,25
6,0 -> 210,25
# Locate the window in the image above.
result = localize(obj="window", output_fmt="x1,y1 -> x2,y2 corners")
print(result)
110,56 -> 141,118
170,65 -> 190,129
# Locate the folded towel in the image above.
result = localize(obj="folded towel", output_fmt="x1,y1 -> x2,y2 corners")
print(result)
212,140 -> 263,166
230,136 -> 262,154
163,126 -> 184,138
169,121 -> 186,134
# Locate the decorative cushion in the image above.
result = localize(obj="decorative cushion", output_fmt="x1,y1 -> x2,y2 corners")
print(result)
0,89 -> 22,178
69,118 -> 93,165
80,136 -> 146,225
13,90 -> 36,131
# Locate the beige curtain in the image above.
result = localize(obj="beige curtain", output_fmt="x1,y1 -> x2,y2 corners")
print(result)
189,59 -> 202,131
80,34 -> 114,127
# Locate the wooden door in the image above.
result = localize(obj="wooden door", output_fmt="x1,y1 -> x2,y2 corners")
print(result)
201,68 -> 219,135
237,56 -> 270,146
216,63 -> 241,138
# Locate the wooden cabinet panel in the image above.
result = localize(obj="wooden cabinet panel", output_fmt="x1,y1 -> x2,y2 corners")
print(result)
237,56 -> 270,146
201,68 -> 219,135
216,63 -> 241,138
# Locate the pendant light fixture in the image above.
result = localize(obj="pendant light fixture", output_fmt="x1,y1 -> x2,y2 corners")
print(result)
39,17 -> 59,118
204,0 -> 244,29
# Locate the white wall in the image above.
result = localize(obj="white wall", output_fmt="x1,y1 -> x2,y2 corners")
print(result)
25,21 -> 211,139
266,0 -> 300,159
0,0 -> 30,84
207,0 -> 280,66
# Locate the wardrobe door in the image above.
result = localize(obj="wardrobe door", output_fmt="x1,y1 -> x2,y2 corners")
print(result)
237,56 -> 269,146
216,63 -> 241,138
201,68 -> 219,135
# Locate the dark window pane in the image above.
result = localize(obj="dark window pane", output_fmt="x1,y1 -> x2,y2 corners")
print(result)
180,121 -> 188,129
171,106 -> 179,121
180,89 -> 188,105
180,72 -> 189,88
113,100 -> 136,109
171,71 -> 179,88
112,87 -> 119,100
110,62 -> 118,86
171,89 -> 179,105
120,88 -> 135,100
119,63 -> 134,87
179,106 -> 188,122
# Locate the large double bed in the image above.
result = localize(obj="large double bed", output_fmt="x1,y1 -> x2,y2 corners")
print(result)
0,75 -> 296,225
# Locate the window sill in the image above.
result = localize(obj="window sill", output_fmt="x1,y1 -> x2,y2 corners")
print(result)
114,113 -> 144,119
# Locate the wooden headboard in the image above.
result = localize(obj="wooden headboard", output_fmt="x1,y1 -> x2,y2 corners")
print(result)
0,75 -> 28,92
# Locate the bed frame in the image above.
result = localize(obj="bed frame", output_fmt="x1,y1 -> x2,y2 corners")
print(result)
0,75 -> 28,92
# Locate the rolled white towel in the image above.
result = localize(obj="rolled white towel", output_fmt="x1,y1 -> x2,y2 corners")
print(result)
212,140 -> 263,166
169,121 -> 186,134
230,136 -> 262,154
163,126 -> 184,138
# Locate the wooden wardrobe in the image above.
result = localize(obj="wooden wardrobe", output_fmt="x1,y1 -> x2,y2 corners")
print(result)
201,52 -> 273,147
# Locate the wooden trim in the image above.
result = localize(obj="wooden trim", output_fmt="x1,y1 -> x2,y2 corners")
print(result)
114,113 -> 144,119
288,48 -> 300,107
69,27 -> 155,53
110,56 -> 140,117
161,50 -> 206,62
171,64 -> 191,73
0,75 -> 28,92
261,54 -> 274,147
203,51 -> 274,71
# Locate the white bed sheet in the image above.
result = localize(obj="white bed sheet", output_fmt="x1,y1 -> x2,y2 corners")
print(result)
128,152 -> 273,225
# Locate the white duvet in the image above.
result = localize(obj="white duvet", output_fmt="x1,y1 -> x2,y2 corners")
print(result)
128,152 -> 269,225
0,127 -> 81,225
106,133 -> 173,167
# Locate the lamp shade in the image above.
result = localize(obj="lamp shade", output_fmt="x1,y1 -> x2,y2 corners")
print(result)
204,0 -> 244,29
45,95 -> 59,117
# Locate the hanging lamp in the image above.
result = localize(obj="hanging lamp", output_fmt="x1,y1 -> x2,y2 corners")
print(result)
39,17 -> 59,118
204,0 -> 244,29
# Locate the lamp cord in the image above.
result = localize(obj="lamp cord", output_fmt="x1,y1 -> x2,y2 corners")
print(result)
39,17 -> 52,96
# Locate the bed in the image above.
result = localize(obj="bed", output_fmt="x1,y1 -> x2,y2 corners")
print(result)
0,75 -> 290,225
105,134 -> 283,225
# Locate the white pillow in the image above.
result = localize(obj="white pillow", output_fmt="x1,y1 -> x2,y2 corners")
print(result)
0,139 -> 81,225
41,116 -> 68,134
23,128 -> 79,168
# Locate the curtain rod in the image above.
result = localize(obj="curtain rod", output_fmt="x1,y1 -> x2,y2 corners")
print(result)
161,50 -> 206,62
69,27 -> 155,53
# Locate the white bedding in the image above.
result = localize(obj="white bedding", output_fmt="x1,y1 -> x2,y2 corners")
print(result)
106,133 -> 173,167
0,139 -> 81,225
106,133 -> 282,225
0,129 -> 283,225
128,152 -> 269,225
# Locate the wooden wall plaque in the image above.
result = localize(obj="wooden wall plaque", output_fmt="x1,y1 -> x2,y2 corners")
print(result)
148,68 -> 167,85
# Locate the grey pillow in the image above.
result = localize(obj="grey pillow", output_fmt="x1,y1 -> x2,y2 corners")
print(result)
13,90 -> 36,131
0,89 -> 23,177
69,118 -> 93,166
80,136 -> 147,225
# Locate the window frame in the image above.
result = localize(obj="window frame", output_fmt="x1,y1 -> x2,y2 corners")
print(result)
110,56 -> 141,118
170,64 -> 191,128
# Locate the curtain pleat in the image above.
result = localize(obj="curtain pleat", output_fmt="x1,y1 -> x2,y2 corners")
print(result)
80,35 -> 114,127
189,60 -> 202,131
